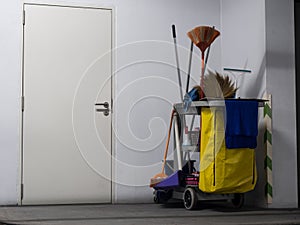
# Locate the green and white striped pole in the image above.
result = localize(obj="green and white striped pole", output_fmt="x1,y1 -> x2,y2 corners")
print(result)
264,94 -> 272,204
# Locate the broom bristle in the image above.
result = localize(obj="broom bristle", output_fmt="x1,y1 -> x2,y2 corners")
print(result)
215,71 -> 237,98
195,70 -> 238,98
187,26 -> 220,52
150,177 -> 166,188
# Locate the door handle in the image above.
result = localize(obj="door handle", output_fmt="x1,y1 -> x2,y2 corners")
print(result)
95,102 -> 110,116
95,102 -> 109,108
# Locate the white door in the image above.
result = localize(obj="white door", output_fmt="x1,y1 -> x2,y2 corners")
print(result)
22,4 -> 112,204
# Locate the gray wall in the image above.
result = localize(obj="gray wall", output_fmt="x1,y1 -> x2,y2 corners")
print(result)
221,0 -> 298,208
221,0 -> 266,98
265,0 -> 298,208
220,0 -> 267,207
112,0 -> 221,203
0,0 -> 297,207
0,0 -> 222,204
0,1 -> 21,205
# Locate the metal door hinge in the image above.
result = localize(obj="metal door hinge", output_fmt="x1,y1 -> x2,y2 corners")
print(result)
23,10 -> 25,25
21,96 -> 24,112
21,183 -> 24,200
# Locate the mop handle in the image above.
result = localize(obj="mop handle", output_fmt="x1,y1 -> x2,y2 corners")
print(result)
161,110 -> 175,173
186,41 -> 194,93
172,24 -> 184,101
172,24 -> 176,38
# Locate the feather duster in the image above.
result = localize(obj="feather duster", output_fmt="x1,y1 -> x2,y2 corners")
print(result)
195,70 -> 238,99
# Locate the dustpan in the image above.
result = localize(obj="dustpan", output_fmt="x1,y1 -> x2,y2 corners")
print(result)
187,26 -> 220,98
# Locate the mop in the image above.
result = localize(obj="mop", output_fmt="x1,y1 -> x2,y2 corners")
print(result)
172,24 -> 184,101
186,40 -> 194,93
150,25 -> 184,187
150,110 -> 175,187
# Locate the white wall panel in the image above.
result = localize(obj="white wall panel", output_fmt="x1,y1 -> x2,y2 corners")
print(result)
0,1 -> 22,205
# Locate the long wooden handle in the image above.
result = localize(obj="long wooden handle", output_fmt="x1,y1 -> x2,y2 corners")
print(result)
161,110 -> 175,173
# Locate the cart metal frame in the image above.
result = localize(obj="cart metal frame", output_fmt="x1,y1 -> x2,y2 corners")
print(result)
153,99 -> 265,210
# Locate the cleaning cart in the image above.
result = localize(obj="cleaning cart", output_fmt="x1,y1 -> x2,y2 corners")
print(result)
151,99 -> 265,210
150,24 -> 265,209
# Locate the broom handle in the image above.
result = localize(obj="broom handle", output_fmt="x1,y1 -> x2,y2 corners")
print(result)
186,40 -> 194,93
200,52 -> 205,99
204,26 -> 215,73
204,45 -> 211,73
161,110 -> 175,173
172,24 -> 184,101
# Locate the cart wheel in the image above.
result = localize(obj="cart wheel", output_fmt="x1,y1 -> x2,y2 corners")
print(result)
153,190 -> 162,204
231,193 -> 244,208
183,187 -> 198,210
153,190 -> 172,204
154,195 -> 160,204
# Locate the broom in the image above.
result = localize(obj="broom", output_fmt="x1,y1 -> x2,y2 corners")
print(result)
150,110 -> 175,187
187,26 -> 220,98
187,26 -> 220,159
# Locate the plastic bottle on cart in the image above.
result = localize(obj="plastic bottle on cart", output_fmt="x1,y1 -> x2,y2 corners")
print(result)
182,126 -> 192,146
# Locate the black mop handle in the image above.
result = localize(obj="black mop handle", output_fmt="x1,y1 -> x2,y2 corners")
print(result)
172,24 -> 176,38
172,24 -> 183,101
186,41 -> 194,93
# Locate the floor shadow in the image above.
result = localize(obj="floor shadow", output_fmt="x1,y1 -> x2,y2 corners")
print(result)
158,200 -> 264,212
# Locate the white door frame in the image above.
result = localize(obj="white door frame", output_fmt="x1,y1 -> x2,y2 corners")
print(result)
19,1 -> 116,205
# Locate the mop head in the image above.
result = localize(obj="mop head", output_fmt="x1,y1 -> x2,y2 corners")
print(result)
187,26 -> 220,52
150,174 -> 168,188
196,70 -> 238,98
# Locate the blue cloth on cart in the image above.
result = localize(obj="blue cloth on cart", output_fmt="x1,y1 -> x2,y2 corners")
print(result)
225,100 -> 258,149
184,88 -> 199,111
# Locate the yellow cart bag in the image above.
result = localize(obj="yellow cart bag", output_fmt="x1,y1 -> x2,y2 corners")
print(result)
199,107 -> 257,193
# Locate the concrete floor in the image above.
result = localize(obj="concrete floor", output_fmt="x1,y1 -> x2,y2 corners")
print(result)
0,203 -> 300,225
